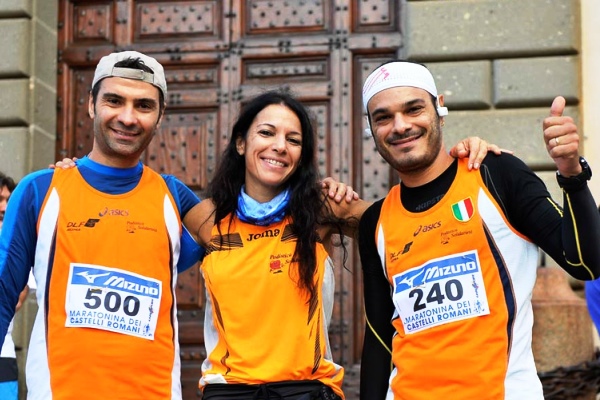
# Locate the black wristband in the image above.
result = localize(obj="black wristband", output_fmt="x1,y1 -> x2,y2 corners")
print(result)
556,157 -> 592,192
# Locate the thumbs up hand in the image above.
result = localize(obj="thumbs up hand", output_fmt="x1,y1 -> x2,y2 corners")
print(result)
543,96 -> 582,177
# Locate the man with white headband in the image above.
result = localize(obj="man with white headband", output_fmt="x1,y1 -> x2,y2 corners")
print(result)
0,51 -> 205,399
357,60 -> 600,399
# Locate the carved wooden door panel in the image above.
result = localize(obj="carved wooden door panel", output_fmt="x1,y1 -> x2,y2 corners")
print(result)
57,1 -> 401,398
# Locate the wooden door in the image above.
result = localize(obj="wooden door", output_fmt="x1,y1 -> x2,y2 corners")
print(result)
57,1 -> 402,398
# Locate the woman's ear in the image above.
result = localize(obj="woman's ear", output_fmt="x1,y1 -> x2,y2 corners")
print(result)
236,137 -> 245,155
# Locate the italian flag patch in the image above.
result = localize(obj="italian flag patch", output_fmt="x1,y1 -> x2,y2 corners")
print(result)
451,197 -> 474,222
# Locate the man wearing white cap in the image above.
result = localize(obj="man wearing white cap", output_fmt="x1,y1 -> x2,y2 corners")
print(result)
358,60 -> 600,399
0,51 -> 204,399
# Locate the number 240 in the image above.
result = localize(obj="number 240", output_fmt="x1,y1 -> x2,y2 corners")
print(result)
409,279 -> 463,312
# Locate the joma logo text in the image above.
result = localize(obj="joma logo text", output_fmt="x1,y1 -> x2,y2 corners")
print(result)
246,228 -> 280,241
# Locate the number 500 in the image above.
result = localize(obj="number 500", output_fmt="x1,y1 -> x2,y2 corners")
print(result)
83,288 -> 140,316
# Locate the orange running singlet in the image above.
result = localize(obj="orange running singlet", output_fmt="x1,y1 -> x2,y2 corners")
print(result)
200,216 -> 344,398
29,166 -> 183,400
376,159 -> 541,399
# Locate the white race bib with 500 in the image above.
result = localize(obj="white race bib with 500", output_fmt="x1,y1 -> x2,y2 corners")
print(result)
65,263 -> 162,340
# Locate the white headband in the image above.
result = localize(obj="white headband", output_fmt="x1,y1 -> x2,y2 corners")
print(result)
362,62 -> 448,117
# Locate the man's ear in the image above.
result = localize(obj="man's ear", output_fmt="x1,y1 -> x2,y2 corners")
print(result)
436,94 -> 448,119
88,93 -> 95,119
155,106 -> 166,131
437,94 -> 445,108
439,95 -> 445,125
236,137 -> 245,155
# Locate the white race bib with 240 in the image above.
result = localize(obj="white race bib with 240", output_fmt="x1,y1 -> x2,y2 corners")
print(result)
392,250 -> 490,334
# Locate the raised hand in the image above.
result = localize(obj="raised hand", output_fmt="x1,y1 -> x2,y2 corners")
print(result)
543,96 -> 581,176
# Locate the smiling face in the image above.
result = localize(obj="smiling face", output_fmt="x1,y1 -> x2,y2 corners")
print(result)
88,76 -> 163,168
368,86 -> 445,179
236,103 -> 303,202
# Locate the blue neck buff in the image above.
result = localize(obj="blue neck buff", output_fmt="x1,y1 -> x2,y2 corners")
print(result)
236,186 -> 290,226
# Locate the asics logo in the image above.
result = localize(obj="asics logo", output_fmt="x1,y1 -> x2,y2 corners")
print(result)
98,207 -> 129,217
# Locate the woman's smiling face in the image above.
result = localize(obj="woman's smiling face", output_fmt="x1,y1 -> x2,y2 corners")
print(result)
236,103 -> 303,202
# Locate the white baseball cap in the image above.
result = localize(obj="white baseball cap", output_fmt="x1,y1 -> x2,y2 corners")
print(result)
92,51 -> 167,99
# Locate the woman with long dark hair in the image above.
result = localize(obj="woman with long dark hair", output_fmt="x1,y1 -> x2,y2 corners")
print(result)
185,89 -> 496,399
188,90 -> 367,399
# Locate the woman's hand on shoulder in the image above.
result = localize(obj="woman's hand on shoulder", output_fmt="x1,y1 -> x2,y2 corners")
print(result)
321,177 -> 359,203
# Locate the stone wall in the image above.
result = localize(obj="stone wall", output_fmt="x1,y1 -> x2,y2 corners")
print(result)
0,2 -> 57,398
581,0 -> 600,200
0,0 -> 57,180
403,0 -> 583,203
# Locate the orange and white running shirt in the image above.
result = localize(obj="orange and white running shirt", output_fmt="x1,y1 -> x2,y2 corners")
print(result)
200,216 -> 344,398
376,159 -> 542,400
27,166 -> 182,400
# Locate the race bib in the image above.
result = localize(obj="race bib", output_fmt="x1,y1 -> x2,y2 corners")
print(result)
392,250 -> 489,334
65,264 -> 162,340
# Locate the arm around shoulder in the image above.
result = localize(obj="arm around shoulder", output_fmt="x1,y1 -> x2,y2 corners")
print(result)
182,199 -> 216,248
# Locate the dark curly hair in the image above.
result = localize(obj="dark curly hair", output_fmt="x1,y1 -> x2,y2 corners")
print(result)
0,172 -> 16,192
207,89 -> 343,301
